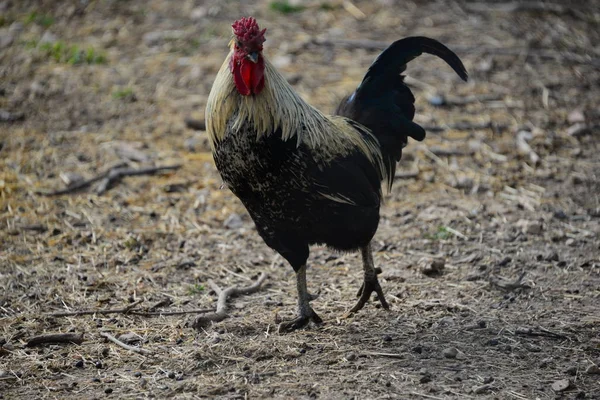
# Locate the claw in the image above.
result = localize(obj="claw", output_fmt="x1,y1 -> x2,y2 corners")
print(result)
347,277 -> 390,315
278,308 -> 322,333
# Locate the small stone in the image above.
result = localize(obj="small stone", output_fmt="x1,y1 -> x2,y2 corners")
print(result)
134,371 -> 142,378
565,365 -> 578,376
412,345 -> 423,354
568,110 -> 585,124
420,258 -> 445,277
585,364 -> 600,375
497,257 -> 511,267
483,376 -> 494,384
382,334 -> 393,342
427,94 -> 445,106
168,371 -> 176,379
486,338 -> 499,346
75,360 -> 84,368
345,352 -> 357,361
224,213 -> 243,229
442,347 -> 458,359
419,375 -> 432,384
95,360 -> 103,369
105,387 -> 113,394
117,333 -> 141,344
553,210 -> 568,220
551,378 -> 570,392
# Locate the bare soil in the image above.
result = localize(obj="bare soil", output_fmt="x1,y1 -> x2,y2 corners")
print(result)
1,1 -> 599,399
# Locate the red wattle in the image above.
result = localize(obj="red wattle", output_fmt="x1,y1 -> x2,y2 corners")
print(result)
232,56 -> 265,96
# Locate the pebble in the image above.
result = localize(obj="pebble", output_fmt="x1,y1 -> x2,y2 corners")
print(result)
75,360 -> 84,368
382,334 -> 393,342
224,213 -> 243,229
345,352 -> 357,361
421,258 -> 445,277
95,360 -> 103,369
412,345 -> 423,354
568,110 -> 585,124
551,378 -> 570,392
133,371 -> 142,378
427,94 -> 445,106
104,387 -> 113,394
497,257 -> 511,267
442,347 -> 458,359
168,371 -> 176,379
565,365 -> 578,376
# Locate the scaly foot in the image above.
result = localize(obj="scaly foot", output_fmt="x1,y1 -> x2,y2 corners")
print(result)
347,273 -> 389,315
278,307 -> 322,333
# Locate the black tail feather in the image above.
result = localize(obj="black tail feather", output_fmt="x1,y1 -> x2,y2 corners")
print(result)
336,36 -> 467,190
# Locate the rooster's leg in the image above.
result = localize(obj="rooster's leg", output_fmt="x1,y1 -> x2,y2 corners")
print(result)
278,264 -> 322,333
348,244 -> 390,314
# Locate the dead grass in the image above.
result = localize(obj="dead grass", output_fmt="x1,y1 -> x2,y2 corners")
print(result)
1,0 -> 599,399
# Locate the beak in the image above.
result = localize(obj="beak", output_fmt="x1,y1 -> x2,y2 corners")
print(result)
247,52 -> 259,63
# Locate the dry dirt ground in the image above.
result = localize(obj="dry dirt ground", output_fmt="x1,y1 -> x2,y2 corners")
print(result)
1,0 -> 599,399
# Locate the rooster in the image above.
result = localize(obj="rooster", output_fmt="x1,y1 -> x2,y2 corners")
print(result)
206,17 -> 467,332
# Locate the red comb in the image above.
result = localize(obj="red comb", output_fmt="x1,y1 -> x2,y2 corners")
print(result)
232,17 -> 266,45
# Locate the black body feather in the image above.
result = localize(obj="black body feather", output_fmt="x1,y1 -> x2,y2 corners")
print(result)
212,36 -> 467,271
214,122 -> 381,271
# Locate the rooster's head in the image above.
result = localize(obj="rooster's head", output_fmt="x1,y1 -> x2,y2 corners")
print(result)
230,17 -> 267,96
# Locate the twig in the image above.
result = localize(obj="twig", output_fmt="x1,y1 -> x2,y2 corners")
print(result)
36,161 -> 127,195
49,302 -> 214,318
95,165 -> 182,195
49,300 -> 144,317
26,333 -> 84,347
99,331 -> 152,355
514,326 -> 569,340
489,271 -> 529,291
129,309 -> 214,317
394,169 -> 420,179
422,121 -> 508,133
37,164 -> 181,196
363,351 -> 405,359
192,273 -> 268,329
342,1 -> 366,19
184,118 -> 206,131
